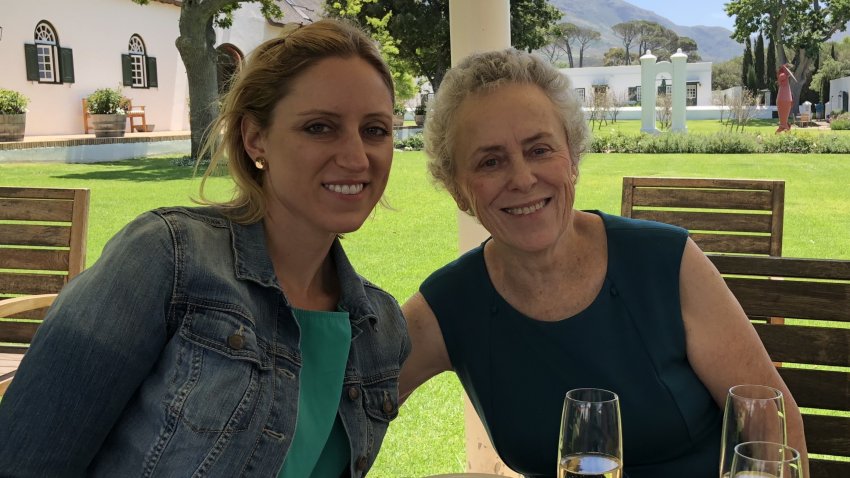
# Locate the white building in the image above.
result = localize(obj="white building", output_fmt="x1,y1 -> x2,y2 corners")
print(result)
561,62 -> 713,108
0,0 -> 321,137
828,75 -> 850,116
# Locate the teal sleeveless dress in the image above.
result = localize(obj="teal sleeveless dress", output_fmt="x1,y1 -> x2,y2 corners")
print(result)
420,211 -> 721,478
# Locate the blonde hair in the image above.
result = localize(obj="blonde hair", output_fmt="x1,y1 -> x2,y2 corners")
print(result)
198,19 -> 394,224
424,48 -> 588,202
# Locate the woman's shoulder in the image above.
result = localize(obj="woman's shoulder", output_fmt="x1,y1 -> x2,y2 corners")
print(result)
592,210 -> 687,238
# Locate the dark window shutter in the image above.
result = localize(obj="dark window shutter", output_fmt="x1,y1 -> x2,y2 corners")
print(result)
59,47 -> 75,83
24,44 -> 39,81
122,54 -> 132,86
146,56 -> 158,88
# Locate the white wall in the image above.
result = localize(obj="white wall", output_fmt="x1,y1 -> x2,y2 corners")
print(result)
0,0 -> 285,137
829,75 -> 850,115
560,62 -> 713,107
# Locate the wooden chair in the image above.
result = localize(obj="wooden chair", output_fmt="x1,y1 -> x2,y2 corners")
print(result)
82,98 -> 92,134
0,187 -> 90,395
621,177 -> 785,256
126,100 -> 148,132
708,254 -> 850,478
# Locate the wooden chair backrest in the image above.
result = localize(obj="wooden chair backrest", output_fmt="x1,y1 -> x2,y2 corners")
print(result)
82,98 -> 91,134
709,254 -> 850,477
0,187 -> 89,353
621,177 -> 785,256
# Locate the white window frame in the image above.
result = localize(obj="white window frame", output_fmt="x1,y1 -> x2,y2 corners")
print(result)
686,83 -> 698,105
575,88 -> 585,102
34,22 -> 58,83
129,35 -> 147,88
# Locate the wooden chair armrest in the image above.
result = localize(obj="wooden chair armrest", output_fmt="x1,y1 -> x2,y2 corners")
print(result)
0,372 -> 13,395
0,294 -> 57,317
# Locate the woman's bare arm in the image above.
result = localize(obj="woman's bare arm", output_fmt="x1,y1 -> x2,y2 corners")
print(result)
399,292 -> 452,404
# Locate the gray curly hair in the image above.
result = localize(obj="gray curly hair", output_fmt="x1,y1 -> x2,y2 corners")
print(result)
423,48 -> 588,203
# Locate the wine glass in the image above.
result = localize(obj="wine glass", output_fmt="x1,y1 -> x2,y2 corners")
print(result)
720,385 -> 787,478
557,388 -> 623,478
729,441 -> 802,478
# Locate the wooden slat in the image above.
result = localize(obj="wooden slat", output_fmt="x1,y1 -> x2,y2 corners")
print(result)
0,321 -> 40,343
0,273 -> 67,295
755,324 -> 850,367
0,198 -> 75,222
710,254 -> 850,281
0,249 -> 70,271
6,307 -> 48,320
810,458 -> 850,478
0,188 -> 77,200
0,345 -> 27,355
727,278 -> 850,322
67,189 -> 90,279
778,368 -> 850,411
803,414 -> 850,457
630,209 -> 773,233
627,176 -> 783,190
0,224 -> 71,247
632,187 -> 773,210
690,233 -> 771,255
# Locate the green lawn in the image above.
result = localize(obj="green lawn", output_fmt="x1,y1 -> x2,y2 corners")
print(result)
1,150 -> 849,476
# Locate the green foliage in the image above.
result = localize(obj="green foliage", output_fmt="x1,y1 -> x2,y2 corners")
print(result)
713,57 -> 744,90
831,113 -> 850,131
810,57 -> 850,103
414,103 -> 426,115
86,88 -> 130,115
754,33 -> 766,90
329,0 -> 562,90
0,89 -> 29,115
742,37 -> 753,90
589,131 -> 850,154
393,132 -> 424,150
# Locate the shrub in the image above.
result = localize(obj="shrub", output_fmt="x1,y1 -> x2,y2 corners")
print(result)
589,131 -> 850,154
0,89 -> 30,115
86,88 -> 130,115
394,133 -> 424,150
414,103 -> 427,115
831,112 -> 850,131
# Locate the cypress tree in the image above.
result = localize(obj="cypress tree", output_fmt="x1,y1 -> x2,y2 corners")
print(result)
766,38 -> 777,105
747,65 -> 759,93
742,37 -> 753,91
831,42 -> 837,60
754,33 -> 766,90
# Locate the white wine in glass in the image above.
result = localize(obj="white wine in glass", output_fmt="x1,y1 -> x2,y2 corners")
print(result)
558,388 -> 623,478
729,441 -> 802,478
719,385 -> 787,478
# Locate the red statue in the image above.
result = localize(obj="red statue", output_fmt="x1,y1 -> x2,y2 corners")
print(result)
776,63 -> 796,133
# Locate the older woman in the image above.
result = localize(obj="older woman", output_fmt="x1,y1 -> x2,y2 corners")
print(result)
0,19 -> 408,477
399,49 -> 807,478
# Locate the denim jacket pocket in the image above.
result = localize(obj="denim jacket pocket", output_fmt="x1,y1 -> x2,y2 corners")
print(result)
362,374 -> 401,424
174,306 -> 269,434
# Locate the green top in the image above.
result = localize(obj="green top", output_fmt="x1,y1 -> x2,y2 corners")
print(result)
278,308 -> 351,478
420,211 -> 721,478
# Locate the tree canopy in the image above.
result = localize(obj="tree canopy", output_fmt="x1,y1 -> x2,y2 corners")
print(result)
726,0 -> 850,110
327,0 -> 562,90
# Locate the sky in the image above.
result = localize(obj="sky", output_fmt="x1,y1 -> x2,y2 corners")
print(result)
625,0 -> 735,30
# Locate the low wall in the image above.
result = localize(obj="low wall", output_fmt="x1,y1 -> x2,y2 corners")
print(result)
0,135 -> 190,163
583,105 -> 776,121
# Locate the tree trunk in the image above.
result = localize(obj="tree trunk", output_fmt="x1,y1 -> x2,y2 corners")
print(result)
176,2 -> 222,161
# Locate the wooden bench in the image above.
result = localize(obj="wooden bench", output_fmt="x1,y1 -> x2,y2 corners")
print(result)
0,187 -> 89,395
621,177 -> 785,256
708,254 -> 850,477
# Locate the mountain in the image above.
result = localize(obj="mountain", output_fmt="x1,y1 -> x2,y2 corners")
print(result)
548,0 -> 742,65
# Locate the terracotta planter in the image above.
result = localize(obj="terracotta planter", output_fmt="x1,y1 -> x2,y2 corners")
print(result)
393,115 -> 404,127
0,114 -> 26,142
90,114 -> 127,138
414,114 -> 425,126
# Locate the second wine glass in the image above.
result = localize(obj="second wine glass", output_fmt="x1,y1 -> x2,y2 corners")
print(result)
719,384 -> 787,478
557,388 -> 623,478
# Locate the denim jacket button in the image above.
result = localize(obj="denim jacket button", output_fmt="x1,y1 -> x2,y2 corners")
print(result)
227,333 -> 245,350
347,386 -> 360,401
355,455 -> 368,471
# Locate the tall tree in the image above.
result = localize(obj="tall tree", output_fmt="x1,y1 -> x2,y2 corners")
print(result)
742,37 -> 754,91
556,23 -> 581,68
612,21 -> 640,65
132,0 -> 283,160
603,47 -> 636,66
810,56 -> 850,102
636,20 -> 680,60
754,32 -> 766,89
766,37 -> 777,103
677,36 -> 702,62
329,0 -> 561,91
575,26 -> 601,67
726,0 -> 850,113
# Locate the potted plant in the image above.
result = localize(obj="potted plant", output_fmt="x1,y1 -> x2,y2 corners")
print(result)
0,89 -> 30,142
393,104 -> 405,128
414,103 -> 427,126
86,87 -> 130,138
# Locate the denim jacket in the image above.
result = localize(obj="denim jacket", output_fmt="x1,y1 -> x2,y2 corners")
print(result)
0,207 -> 411,477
